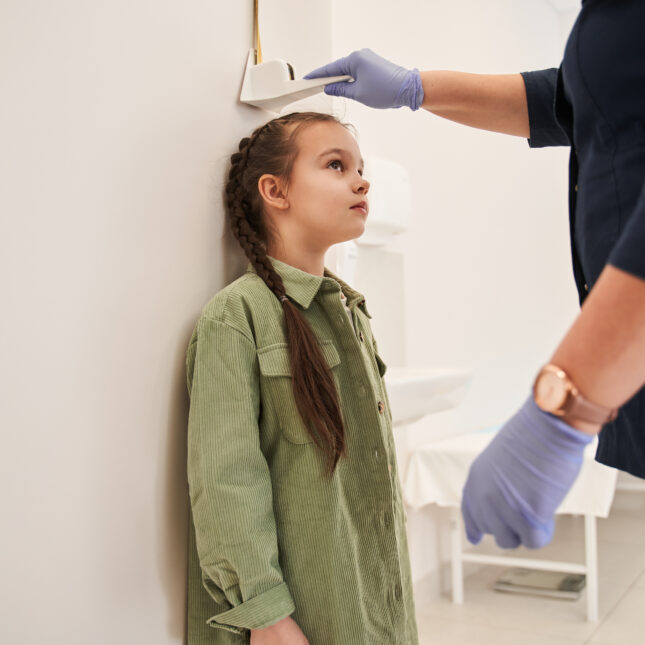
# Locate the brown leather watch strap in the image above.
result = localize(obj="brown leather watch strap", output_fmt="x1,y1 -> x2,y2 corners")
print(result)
566,392 -> 618,424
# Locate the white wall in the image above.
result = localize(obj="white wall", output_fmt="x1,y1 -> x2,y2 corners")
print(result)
329,0 -> 579,590
0,1 -> 332,643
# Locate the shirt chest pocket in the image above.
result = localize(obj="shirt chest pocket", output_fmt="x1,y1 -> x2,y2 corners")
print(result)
257,340 -> 341,445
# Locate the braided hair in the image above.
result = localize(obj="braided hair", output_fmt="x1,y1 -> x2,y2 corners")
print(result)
225,112 -> 355,477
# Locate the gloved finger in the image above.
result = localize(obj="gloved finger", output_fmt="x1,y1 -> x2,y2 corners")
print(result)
491,523 -> 521,549
494,476 -> 556,549
469,482 -> 521,549
324,81 -> 357,98
461,496 -> 483,545
463,495 -> 521,548
519,517 -> 555,549
303,57 -> 349,80
479,500 -> 521,549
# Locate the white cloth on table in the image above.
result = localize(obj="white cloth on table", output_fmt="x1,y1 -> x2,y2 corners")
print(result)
403,427 -> 618,518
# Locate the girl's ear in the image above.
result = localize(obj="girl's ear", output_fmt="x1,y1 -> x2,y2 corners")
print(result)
258,174 -> 289,211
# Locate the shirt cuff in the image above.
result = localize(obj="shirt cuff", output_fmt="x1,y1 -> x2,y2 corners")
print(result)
206,582 -> 296,634
520,69 -> 570,148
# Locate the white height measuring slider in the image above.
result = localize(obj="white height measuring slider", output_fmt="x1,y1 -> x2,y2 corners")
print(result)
239,48 -> 353,113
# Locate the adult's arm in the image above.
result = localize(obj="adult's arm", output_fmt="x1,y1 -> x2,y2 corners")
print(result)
462,186 -> 645,548
551,185 -> 645,434
420,68 -> 574,148
419,71 -> 530,137
304,51 -> 567,142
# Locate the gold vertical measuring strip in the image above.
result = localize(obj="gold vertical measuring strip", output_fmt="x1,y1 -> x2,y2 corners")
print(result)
254,0 -> 263,64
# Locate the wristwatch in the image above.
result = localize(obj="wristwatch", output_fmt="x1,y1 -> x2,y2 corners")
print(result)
533,363 -> 618,425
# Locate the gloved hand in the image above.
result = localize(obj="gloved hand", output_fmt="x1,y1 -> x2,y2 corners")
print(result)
303,48 -> 424,111
461,394 -> 594,549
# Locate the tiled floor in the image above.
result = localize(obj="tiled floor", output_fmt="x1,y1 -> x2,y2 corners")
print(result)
414,488 -> 645,644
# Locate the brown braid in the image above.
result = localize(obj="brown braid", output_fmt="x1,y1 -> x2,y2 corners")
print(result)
225,112 -> 355,477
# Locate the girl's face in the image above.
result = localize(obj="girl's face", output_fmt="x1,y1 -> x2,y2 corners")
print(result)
261,121 -> 370,254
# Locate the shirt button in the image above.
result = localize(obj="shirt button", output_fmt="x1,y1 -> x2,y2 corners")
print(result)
358,331 -> 364,342
373,448 -> 379,459
584,283 -> 589,292
574,184 -> 578,192
378,401 -> 385,414
388,463 -> 392,475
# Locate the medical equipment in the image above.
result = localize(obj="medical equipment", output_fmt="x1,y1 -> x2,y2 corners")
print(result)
240,1 -> 352,113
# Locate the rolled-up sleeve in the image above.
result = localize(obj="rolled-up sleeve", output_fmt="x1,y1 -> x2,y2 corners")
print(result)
186,316 -> 295,634
608,182 -> 645,279
520,68 -> 570,148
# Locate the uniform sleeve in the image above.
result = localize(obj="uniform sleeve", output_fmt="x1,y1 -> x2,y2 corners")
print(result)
520,68 -> 570,148
608,182 -> 645,279
186,316 -> 295,634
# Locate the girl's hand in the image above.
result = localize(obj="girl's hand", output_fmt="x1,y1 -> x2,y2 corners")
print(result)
250,616 -> 310,645
303,48 -> 424,111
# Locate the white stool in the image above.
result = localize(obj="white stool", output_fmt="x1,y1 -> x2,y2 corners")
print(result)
449,507 -> 598,621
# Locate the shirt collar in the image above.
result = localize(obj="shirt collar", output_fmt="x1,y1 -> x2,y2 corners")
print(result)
245,255 -> 372,318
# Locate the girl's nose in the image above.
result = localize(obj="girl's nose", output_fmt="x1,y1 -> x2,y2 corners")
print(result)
355,176 -> 370,193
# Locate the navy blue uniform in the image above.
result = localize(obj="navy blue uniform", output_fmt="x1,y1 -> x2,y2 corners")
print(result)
521,0 -> 645,478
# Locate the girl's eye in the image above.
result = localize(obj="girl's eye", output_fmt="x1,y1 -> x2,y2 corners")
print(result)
328,159 -> 363,176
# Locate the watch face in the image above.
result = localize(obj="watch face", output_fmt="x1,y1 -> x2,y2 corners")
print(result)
535,369 -> 568,411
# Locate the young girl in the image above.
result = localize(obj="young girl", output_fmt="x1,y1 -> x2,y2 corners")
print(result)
186,112 -> 418,645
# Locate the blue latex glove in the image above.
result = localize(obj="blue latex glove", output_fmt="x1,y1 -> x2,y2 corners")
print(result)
303,48 -> 424,111
461,395 -> 595,549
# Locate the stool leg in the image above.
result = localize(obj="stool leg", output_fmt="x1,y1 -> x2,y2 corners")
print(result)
450,507 -> 464,604
584,514 -> 598,622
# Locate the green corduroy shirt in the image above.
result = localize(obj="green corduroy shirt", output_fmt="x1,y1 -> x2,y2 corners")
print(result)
185,256 -> 418,645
